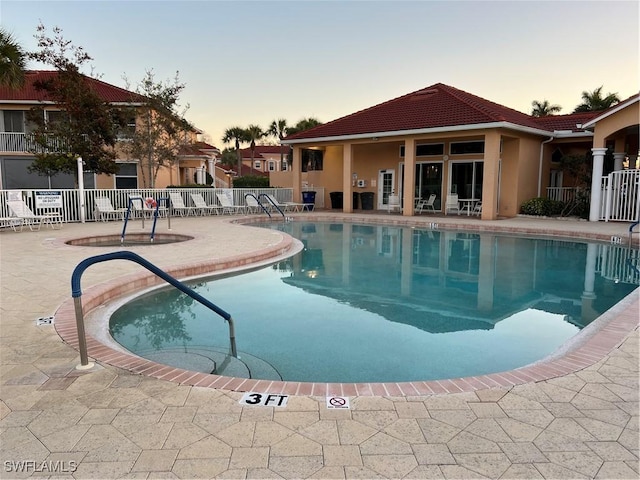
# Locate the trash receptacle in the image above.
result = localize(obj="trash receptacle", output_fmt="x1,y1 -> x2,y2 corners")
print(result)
353,192 -> 360,210
302,191 -> 316,211
361,191 -> 375,210
329,192 -> 343,209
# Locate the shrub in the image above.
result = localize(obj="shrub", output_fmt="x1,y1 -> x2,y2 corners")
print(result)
521,197 -> 557,216
233,175 -> 270,188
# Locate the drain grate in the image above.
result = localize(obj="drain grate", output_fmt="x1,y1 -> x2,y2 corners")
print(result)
36,316 -> 55,326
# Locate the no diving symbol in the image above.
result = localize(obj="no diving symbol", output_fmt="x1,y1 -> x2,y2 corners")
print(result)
326,396 -> 350,409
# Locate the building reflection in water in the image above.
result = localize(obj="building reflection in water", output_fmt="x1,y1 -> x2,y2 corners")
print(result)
277,222 -> 638,334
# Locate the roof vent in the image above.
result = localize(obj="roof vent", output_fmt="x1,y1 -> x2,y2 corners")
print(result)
410,88 -> 439,100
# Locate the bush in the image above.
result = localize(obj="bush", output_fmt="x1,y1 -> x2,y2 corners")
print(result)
233,175 -> 270,188
521,197 -> 563,216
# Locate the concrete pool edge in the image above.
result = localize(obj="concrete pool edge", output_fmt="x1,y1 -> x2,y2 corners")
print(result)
53,217 -> 640,397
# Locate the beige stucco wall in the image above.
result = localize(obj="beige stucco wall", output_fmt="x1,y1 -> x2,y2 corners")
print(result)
592,102 -> 639,147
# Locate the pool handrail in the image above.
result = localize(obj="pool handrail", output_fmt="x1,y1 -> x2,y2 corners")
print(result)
244,193 -> 271,217
71,251 -> 236,369
121,196 -> 171,243
258,193 -> 285,218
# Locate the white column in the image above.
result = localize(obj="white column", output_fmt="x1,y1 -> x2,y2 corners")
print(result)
589,147 -> 608,222
208,157 -> 215,183
613,152 -> 625,171
77,156 -> 85,224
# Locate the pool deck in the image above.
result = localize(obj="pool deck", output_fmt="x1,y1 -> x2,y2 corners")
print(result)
1,212 -> 638,479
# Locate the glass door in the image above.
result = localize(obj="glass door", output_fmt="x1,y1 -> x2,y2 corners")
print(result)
450,161 -> 484,200
415,163 -> 443,210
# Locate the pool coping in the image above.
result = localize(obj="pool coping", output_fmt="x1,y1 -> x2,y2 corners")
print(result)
54,215 -> 640,397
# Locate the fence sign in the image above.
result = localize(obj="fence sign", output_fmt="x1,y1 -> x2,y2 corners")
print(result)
35,191 -> 63,209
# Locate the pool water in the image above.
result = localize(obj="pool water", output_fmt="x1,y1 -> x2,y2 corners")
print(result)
110,222 -> 638,383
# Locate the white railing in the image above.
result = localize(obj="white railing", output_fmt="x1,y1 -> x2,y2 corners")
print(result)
546,187 -> 578,203
0,187 -> 298,224
597,243 -> 640,285
0,132 -> 66,153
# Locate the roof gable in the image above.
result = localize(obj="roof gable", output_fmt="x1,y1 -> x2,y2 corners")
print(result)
284,83 -> 547,141
0,70 -> 145,104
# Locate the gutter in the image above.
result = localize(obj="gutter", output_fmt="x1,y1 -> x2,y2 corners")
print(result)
538,136 -> 555,197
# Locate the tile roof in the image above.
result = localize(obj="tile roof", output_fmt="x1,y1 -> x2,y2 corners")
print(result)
0,70 -> 146,104
238,145 -> 287,156
284,83 -> 593,141
532,111 -> 600,133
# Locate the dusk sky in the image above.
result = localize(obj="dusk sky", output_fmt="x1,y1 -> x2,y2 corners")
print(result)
2,1 -> 638,148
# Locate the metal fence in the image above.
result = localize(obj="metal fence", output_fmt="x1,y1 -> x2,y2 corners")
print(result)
0,187 -> 300,223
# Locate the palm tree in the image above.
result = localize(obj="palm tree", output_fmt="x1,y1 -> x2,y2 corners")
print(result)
222,126 -> 248,177
573,86 -> 620,113
245,124 -> 265,174
531,99 -> 562,117
0,28 -> 27,89
287,117 -> 322,135
268,118 -> 288,170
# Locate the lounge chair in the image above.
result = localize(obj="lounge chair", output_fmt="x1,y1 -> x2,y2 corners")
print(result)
168,192 -> 198,217
266,194 -> 309,212
416,194 -> 437,214
94,197 -> 127,222
128,195 -> 168,218
216,192 -> 245,215
244,194 -> 266,214
190,193 -> 222,215
0,216 -> 23,232
7,200 -> 62,230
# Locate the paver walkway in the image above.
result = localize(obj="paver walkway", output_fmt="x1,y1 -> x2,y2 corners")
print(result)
1,213 -> 638,479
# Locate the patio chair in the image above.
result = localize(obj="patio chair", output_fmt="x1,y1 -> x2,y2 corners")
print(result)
190,193 -> 222,215
472,201 -> 483,216
387,194 -> 401,214
7,200 -> 62,230
168,192 -> 198,216
445,193 -> 460,215
94,197 -> 127,222
416,194 -> 437,214
216,192 -> 245,215
244,194 -> 266,214
128,195 -> 168,218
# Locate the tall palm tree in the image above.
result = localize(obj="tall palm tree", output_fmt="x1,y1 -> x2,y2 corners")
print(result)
573,86 -> 620,113
287,117 -> 322,135
0,28 -> 27,89
222,126 -> 248,177
268,118 -> 288,170
245,124 -> 265,174
531,99 -> 562,117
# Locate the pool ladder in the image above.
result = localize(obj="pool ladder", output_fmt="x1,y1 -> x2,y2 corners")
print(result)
121,196 -> 171,243
71,251 -> 236,370
627,220 -> 640,277
244,193 -> 290,221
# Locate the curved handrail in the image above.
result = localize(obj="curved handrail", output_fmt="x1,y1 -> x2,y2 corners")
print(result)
258,193 -> 285,218
71,251 -> 236,368
244,193 -> 271,217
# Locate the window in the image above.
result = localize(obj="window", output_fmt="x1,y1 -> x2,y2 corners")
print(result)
46,110 -> 67,126
115,162 -> 138,189
450,141 -> 484,155
116,114 -> 136,141
268,161 -> 276,171
301,149 -> 323,172
551,148 -> 563,163
2,111 -> 25,132
254,160 -> 261,170
399,143 -> 444,157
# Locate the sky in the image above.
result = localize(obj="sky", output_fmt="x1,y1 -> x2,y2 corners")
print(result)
1,1 -> 638,148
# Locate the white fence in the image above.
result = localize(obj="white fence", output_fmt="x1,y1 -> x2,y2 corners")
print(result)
602,169 -> 640,222
546,187 -> 578,203
597,243 -> 640,285
0,187 -> 300,224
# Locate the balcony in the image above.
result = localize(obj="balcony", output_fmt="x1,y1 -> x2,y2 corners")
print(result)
1,132 -> 66,154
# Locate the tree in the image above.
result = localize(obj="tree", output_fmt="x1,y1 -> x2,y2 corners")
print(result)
0,28 -> 27,89
284,117 -> 322,167
573,86 -> 620,113
268,118 -> 288,170
245,124 -> 265,173
222,127 -> 248,176
531,99 -> 562,117
26,24 -> 125,181
123,70 -> 193,188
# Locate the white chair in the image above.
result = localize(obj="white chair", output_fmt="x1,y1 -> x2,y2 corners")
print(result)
472,201 -> 483,216
416,194 -> 436,214
168,192 -> 197,216
190,193 -> 222,215
245,195 -> 265,214
445,193 -> 460,215
266,194 -> 295,213
387,194 -> 401,213
94,197 -> 127,222
216,192 -> 245,214
7,200 -> 62,230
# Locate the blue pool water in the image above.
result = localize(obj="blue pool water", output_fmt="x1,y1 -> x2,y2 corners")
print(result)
110,222 -> 638,383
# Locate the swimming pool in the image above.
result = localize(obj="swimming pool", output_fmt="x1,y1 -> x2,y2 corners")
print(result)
109,221 -> 638,383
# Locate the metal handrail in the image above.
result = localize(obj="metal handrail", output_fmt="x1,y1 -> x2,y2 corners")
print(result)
629,220 -> 639,245
121,196 -> 170,243
244,193 -> 271,217
258,193 -> 285,218
71,251 -> 236,369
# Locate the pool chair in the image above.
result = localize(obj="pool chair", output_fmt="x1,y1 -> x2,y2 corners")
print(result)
216,192 -> 246,215
416,194 -> 437,214
167,192 -> 197,216
445,193 -> 460,215
473,201 -> 483,216
267,194 -> 309,212
7,199 -> 62,230
94,197 -> 127,221
128,195 -> 168,218
190,193 -> 222,215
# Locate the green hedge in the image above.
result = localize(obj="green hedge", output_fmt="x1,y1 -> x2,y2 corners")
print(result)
232,175 -> 270,188
520,197 -> 564,216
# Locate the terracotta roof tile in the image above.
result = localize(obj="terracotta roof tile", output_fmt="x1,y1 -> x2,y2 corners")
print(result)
0,70 -> 145,104
284,83 -> 550,141
532,112 -> 599,132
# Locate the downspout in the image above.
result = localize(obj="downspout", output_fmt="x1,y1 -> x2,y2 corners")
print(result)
538,136 -> 554,197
